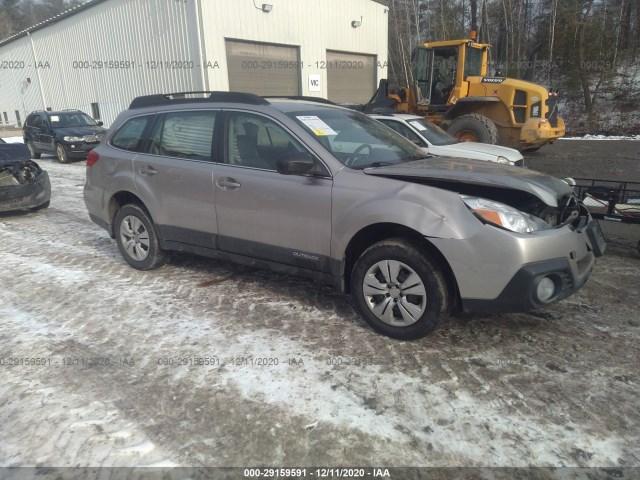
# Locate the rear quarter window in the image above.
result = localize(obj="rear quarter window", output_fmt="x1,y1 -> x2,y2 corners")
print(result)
111,115 -> 153,152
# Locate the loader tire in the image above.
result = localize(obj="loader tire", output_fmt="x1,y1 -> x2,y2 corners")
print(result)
447,114 -> 499,145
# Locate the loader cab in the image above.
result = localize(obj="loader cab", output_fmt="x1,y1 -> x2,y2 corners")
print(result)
414,40 -> 489,110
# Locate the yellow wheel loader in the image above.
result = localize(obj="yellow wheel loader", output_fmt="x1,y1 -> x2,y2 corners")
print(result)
364,39 -> 565,150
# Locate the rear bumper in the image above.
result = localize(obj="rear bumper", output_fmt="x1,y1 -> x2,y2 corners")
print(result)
520,117 -> 565,148
0,171 -> 51,213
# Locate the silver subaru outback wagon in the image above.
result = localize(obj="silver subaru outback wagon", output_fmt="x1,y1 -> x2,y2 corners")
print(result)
83,92 -> 605,340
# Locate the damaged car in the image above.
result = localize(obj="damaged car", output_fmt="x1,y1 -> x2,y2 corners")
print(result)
0,140 -> 51,213
84,93 -> 604,340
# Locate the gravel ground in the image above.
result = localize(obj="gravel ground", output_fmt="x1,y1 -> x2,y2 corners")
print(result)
0,141 -> 639,471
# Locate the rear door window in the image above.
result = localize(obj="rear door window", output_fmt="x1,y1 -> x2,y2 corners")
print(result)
148,111 -> 216,161
111,115 -> 154,152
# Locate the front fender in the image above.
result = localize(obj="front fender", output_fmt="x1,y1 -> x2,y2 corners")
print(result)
330,169 -> 483,258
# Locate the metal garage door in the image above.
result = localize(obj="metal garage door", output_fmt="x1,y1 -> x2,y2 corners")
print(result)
225,40 -> 300,96
326,51 -> 376,104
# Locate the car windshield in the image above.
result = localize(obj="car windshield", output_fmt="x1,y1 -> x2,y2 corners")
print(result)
285,108 -> 428,169
406,118 -> 459,146
49,112 -> 97,128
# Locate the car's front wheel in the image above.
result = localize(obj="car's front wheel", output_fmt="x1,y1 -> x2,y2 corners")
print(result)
114,204 -> 168,270
351,239 -> 449,340
55,143 -> 70,163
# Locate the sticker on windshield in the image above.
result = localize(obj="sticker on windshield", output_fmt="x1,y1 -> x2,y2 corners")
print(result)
50,116 -> 60,122
296,116 -> 337,136
409,121 -> 427,131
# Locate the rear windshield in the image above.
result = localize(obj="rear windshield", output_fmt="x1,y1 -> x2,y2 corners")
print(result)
285,108 -> 427,169
406,118 -> 458,146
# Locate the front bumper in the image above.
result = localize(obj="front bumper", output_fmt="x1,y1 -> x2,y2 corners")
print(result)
63,142 -> 98,158
430,216 -> 604,314
461,254 -> 594,313
520,117 -> 565,148
0,171 -> 51,213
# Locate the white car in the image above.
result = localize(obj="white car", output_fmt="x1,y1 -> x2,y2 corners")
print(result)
370,113 -> 524,166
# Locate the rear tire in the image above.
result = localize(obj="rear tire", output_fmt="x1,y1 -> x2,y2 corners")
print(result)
114,204 -> 168,270
447,114 -> 499,145
351,238 -> 449,340
26,141 -> 41,159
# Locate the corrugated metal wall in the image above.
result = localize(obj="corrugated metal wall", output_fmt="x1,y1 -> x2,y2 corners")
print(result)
0,0 -> 388,127
0,0 -> 202,127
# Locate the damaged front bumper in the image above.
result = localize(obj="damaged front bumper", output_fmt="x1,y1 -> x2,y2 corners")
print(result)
0,162 -> 51,213
431,211 -> 604,314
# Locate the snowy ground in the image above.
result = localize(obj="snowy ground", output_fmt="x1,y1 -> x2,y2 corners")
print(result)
0,148 -> 639,470
562,135 -> 640,141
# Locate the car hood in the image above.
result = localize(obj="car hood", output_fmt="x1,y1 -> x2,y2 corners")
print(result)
0,143 -> 31,164
363,156 -> 572,207
427,142 -> 523,162
55,126 -> 105,136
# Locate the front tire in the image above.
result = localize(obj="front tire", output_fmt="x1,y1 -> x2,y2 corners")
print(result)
55,143 -> 70,163
114,204 -> 168,270
447,114 -> 499,144
351,238 -> 449,340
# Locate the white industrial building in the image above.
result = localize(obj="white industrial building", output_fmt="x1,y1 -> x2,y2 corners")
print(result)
0,0 -> 388,127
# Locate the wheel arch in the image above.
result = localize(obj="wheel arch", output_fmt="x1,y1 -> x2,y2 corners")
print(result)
107,191 -> 152,237
341,222 -> 460,308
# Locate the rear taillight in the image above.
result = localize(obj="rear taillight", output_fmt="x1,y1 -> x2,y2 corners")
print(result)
86,150 -> 99,167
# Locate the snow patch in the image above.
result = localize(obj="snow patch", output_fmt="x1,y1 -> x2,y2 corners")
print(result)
1,136 -> 24,143
561,135 -> 640,140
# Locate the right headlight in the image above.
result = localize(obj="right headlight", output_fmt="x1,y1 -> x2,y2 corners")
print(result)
461,195 -> 551,233
496,156 -> 511,165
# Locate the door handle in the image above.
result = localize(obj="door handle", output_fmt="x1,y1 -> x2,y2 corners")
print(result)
217,177 -> 241,189
139,166 -> 158,176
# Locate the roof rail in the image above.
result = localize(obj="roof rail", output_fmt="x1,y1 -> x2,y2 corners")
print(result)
129,91 -> 271,109
265,96 -> 337,105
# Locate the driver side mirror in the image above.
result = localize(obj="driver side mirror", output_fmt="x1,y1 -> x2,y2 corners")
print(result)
277,153 -> 316,176
96,121 -> 103,126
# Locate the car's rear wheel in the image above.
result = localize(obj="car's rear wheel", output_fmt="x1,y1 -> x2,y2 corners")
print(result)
114,204 -> 168,270
55,143 -> 70,163
26,141 -> 41,159
351,238 -> 449,340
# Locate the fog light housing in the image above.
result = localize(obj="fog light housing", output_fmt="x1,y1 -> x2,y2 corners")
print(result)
536,276 -> 556,303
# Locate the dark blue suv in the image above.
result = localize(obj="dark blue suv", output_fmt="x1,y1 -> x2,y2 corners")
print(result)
23,110 -> 106,163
